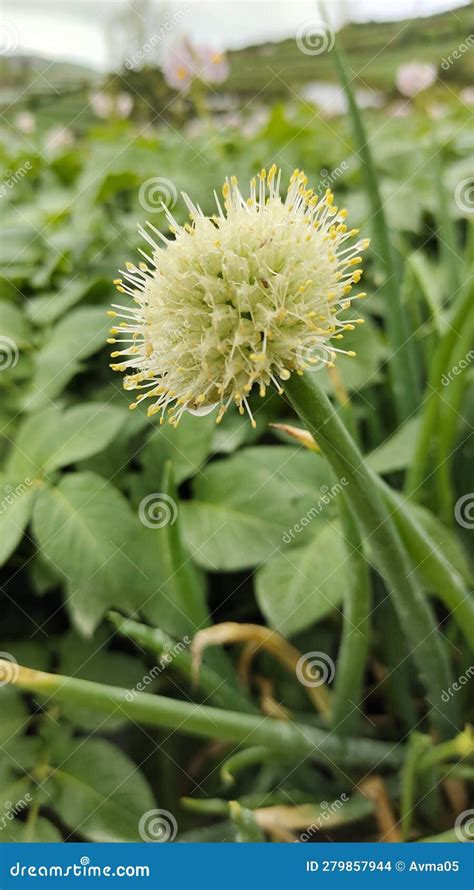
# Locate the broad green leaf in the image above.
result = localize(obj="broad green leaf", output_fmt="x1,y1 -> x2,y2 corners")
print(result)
321,314 -> 387,393
367,416 -> 420,474
140,411 -> 215,485
49,738 -> 156,842
31,472 -> 148,635
0,302 -> 31,347
56,631 -> 147,731
23,307 -> 108,410
0,769 -> 33,841
255,523 -> 349,636
0,817 -> 62,843
0,476 -> 38,566
211,407 -> 260,454
181,447 -> 332,570
6,403 -> 127,476
27,277 -> 110,327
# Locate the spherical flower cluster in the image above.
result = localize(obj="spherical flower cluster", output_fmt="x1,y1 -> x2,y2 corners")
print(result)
109,166 -> 369,427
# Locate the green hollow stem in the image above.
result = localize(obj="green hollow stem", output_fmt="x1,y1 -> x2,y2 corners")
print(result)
107,612 -> 257,714
220,746 -> 270,786
331,495 -> 371,735
380,485 -> 474,651
285,373 -> 458,740
405,277 -> 474,497
6,662 -> 403,769
332,43 -> 420,421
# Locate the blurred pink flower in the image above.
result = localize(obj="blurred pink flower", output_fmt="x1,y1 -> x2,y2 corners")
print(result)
162,37 -> 229,91
89,91 -> 115,119
460,86 -> 474,105
45,126 -> 75,153
395,62 -> 437,98
194,45 -> 229,85
89,91 -> 134,120
116,92 -> 134,119
14,111 -> 35,134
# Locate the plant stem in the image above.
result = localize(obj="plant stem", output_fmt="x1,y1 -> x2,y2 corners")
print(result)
332,44 -> 420,421
381,484 -> 474,651
6,662 -> 403,769
331,496 -> 371,735
405,278 -> 474,497
107,612 -> 257,714
285,372 -> 458,739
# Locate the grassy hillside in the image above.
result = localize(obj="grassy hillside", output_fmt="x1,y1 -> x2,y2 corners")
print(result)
1,2 -> 472,115
225,3 -> 474,95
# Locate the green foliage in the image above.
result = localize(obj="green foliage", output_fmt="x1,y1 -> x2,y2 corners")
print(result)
0,31 -> 472,843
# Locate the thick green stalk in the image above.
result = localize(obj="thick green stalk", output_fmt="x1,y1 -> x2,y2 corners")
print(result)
7,662 -> 403,769
331,496 -> 371,735
285,373 -> 458,739
332,44 -> 420,420
435,321 -> 474,523
108,611 -> 257,714
406,278 -> 474,496
434,151 -> 460,297
381,485 -> 474,651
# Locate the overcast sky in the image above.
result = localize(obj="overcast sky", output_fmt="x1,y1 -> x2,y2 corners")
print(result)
2,0 -> 470,70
